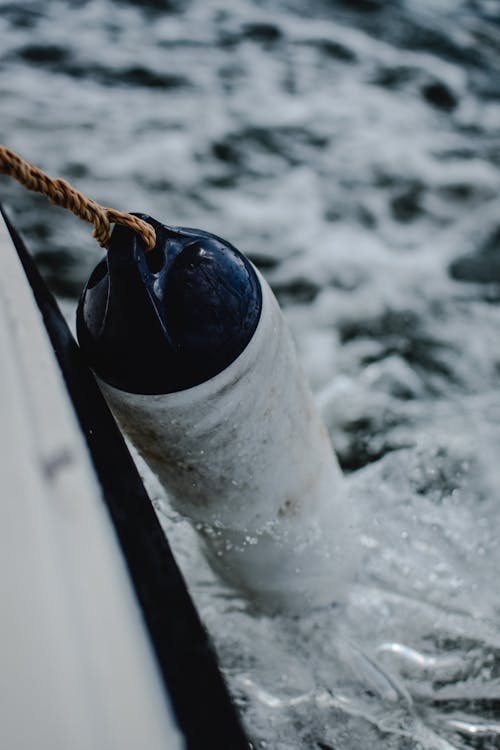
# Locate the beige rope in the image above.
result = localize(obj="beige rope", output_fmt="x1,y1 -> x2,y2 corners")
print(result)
0,145 -> 156,251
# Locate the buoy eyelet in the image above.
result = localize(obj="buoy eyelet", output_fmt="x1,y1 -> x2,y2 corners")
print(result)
145,243 -> 165,274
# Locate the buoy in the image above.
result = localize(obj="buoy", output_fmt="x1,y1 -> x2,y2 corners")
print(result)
77,216 -> 358,612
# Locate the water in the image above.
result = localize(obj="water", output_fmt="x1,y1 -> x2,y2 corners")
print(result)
2,1 -> 500,747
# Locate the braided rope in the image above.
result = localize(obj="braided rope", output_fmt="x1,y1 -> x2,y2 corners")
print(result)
0,145 -> 156,251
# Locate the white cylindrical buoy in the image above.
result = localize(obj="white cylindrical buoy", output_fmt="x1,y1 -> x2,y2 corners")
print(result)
77,217 -> 358,612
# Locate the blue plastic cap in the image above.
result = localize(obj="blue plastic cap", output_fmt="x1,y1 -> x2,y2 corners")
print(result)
76,215 -> 262,394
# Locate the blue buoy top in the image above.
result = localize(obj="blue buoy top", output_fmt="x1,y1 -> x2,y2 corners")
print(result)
76,215 -> 262,394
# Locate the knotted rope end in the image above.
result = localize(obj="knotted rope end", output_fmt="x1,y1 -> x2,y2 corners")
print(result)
0,145 -> 157,253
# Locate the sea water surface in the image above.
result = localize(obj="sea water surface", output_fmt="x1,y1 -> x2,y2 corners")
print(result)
2,1 -> 500,747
